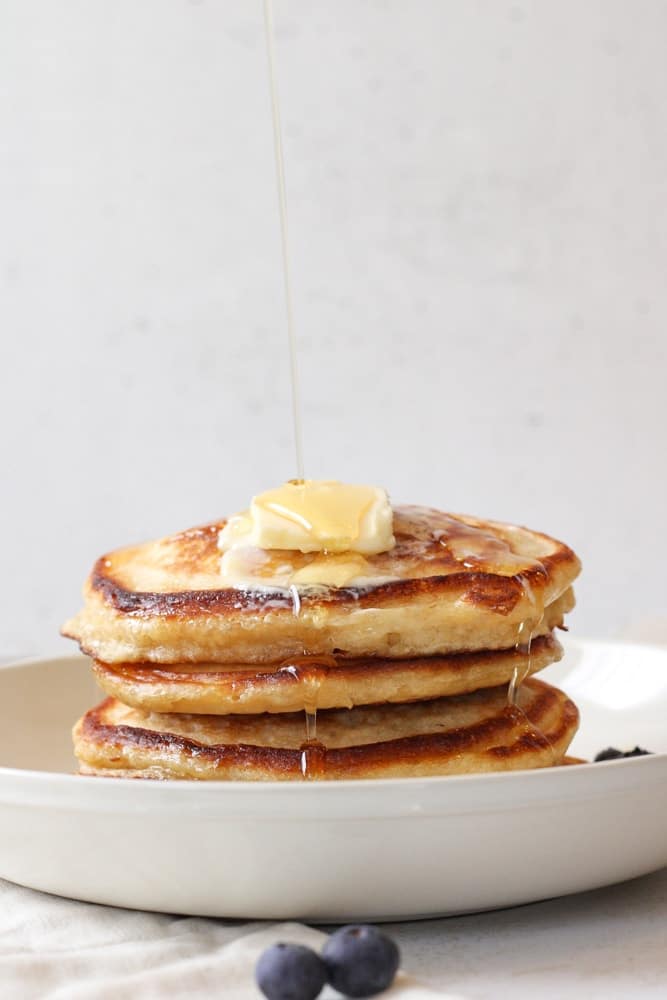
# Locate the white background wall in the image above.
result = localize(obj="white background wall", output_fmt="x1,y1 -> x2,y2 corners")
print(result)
1,0 -> 666,655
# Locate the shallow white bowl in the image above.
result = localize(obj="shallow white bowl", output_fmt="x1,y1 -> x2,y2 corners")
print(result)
0,639 -> 665,920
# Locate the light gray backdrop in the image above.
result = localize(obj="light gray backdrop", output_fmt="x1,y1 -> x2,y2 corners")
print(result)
1,0 -> 666,654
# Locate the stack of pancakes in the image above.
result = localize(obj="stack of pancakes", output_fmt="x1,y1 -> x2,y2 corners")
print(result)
63,506 -> 582,780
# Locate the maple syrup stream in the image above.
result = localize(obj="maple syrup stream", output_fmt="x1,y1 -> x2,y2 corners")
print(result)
263,1 -> 322,775
263,0 -> 304,483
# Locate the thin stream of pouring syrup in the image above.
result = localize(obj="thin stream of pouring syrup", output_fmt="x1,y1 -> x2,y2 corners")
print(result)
263,0 -> 305,481
263,1 -> 318,775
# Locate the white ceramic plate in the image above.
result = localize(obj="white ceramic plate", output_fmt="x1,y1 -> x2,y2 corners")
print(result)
0,639 -> 665,921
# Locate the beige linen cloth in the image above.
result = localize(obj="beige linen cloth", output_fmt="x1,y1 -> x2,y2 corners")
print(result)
0,878 -> 460,999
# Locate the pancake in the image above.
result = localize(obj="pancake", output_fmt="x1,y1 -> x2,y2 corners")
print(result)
91,632 -> 565,715
73,677 -> 579,781
62,507 -> 580,665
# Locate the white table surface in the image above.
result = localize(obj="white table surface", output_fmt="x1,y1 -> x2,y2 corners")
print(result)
382,866 -> 667,998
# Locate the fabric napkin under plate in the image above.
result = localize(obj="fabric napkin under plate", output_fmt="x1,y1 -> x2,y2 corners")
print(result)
0,878 -> 462,1000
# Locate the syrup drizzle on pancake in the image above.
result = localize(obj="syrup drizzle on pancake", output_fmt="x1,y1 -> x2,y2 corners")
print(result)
508,574 -> 538,706
438,529 -> 548,706
278,653 -> 338,777
442,537 -> 559,759
300,739 -> 327,779
506,573 -> 559,762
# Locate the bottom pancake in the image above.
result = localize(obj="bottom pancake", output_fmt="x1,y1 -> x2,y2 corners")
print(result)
91,633 -> 563,715
73,677 -> 579,781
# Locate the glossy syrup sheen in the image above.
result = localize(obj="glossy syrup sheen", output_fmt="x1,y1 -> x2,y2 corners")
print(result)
278,654 -> 338,778
508,574 -> 539,706
505,573 -> 560,761
276,568 -> 549,779
208,509 -> 554,593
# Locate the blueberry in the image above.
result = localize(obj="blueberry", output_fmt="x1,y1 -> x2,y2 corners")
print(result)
322,924 -> 400,998
594,747 -> 624,761
594,746 -> 652,762
255,943 -> 327,1000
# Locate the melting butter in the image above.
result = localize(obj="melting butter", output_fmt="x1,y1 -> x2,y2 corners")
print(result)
290,552 -> 371,586
219,480 -> 394,556
218,480 -> 395,589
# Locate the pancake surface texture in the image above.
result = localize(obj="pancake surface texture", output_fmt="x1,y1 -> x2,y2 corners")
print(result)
63,507 -> 581,665
73,677 -> 579,781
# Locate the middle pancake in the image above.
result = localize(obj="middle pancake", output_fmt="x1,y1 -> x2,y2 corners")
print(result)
92,632 -> 563,715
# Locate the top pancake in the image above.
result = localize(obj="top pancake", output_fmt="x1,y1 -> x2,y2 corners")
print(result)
62,506 -> 580,665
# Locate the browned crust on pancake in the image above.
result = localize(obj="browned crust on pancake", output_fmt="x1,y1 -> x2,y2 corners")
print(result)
91,634 -> 563,715
73,678 -> 579,781
85,513 -> 578,618
90,563 -> 541,616
78,703 -> 301,779
62,508 -> 580,664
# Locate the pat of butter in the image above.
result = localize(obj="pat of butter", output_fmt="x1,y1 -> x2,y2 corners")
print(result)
219,480 -> 395,556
